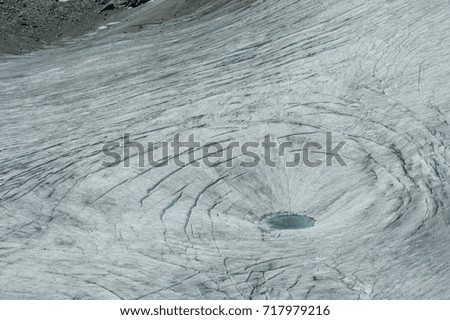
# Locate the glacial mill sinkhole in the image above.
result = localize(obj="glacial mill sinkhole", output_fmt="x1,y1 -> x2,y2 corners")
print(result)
265,214 -> 316,230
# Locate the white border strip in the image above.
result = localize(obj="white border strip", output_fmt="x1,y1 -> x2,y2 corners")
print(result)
0,300 -> 448,320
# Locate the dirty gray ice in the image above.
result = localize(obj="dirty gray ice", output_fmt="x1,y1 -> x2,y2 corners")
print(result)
0,0 -> 449,299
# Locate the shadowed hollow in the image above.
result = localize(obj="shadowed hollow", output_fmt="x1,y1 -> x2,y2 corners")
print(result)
265,214 -> 316,230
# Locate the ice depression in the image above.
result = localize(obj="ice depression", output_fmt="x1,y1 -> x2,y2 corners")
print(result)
0,0 -> 449,299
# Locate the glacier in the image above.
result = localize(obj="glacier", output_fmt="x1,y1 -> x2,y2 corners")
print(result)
0,0 -> 449,299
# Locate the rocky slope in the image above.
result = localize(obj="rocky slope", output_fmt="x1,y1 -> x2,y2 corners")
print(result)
0,0 -> 155,55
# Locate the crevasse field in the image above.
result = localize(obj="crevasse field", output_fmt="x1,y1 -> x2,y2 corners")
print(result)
0,0 -> 449,299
